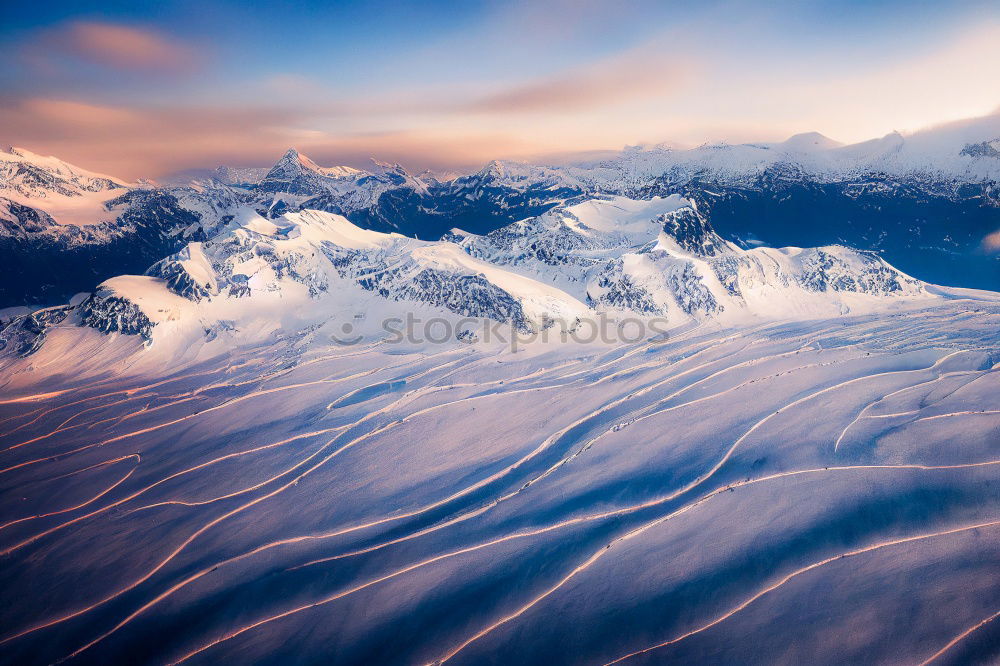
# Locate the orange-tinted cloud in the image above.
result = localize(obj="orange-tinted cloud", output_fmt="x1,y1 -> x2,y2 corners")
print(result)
982,230 -> 1000,253
465,48 -> 688,113
29,21 -> 199,74
18,98 -> 140,127
68,21 -> 197,71
0,97 -> 535,179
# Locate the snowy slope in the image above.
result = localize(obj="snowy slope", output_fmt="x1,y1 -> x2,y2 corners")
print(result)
0,147 -> 130,227
0,291 -> 997,665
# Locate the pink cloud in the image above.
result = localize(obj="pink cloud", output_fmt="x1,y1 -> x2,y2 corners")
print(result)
0,97 -> 536,179
464,45 -> 690,113
982,230 -> 1000,253
29,21 -> 199,74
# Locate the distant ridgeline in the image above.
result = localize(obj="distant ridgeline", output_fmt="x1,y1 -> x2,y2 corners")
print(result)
675,177 -> 1000,292
1,123 -> 999,309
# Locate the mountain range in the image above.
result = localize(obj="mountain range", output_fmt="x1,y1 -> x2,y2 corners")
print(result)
0,191 -> 939,358
2,113 -> 999,314
2,116 -> 999,665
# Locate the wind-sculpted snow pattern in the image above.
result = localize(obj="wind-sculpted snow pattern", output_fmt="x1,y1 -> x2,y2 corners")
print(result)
0,294 -> 998,665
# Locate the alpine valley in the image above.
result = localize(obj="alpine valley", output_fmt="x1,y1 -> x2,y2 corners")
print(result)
0,114 -> 999,665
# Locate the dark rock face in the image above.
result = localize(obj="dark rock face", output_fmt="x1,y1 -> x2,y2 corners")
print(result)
658,204 -> 724,257
0,305 -> 73,356
960,140 -> 1000,159
396,269 -> 532,332
145,258 -> 212,302
79,290 -> 154,340
258,149 -> 310,189
450,213 -> 598,269
666,176 -> 1000,291
797,248 -> 915,295
321,244 -> 534,332
589,255 -> 723,317
664,260 -> 723,315
712,255 -> 751,296
588,270 -> 663,314
0,198 -> 59,234
301,180 -> 582,240
106,190 -> 202,239
0,192 -> 201,308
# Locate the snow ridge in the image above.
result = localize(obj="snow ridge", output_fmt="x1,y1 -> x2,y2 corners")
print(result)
1,195 -> 930,354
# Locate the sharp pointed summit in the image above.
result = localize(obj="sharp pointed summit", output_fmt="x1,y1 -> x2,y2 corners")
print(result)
257,149 -> 365,195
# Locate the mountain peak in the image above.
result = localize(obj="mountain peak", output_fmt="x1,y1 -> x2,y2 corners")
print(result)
272,148 -> 323,173
264,148 -> 362,182
778,132 -> 843,152
368,158 -> 405,174
476,159 -> 507,180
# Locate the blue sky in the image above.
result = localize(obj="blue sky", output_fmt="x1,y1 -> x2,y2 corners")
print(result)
2,0 -> 998,177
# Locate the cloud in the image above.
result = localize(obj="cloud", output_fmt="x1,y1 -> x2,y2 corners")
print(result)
4,15 -> 998,180
0,97 -> 291,176
982,230 -> 1000,253
247,43 -> 690,119
27,21 -> 199,74
0,97 -> 537,179
464,46 -> 690,114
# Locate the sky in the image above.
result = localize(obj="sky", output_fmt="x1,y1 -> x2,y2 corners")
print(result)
1,0 -> 999,179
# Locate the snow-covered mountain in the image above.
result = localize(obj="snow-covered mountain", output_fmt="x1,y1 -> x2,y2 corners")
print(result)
0,147 -> 133,238
447,196 -> 923,320
1,124 -> 999,666
3,113 -> 999,309
0,148 -> 256,307
0,250 -> 997,665
258,149 -> 365,191
0,147 -> 128,206
2,195 -> 933,358
549,112 -> 1000,190
255,150 -> 432,223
